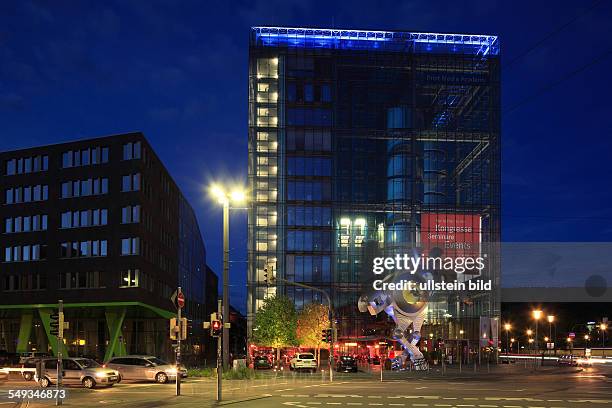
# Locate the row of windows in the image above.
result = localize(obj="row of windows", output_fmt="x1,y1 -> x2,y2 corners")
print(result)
121,205 -> 141,224
61,178 -> 109,198
120,268 -> 154,291
4,237 -> 144,260
5,215 -> 48,233
287,181 -> 332,201
287,157 -> 332,176
61,209 -> 108,228
285,255 -> 332,282
3,273 -> 45,292
121,173 -> 141,192
60,240 -> 108,258
286,129 -> 332,152
2,269 -> 154,291
287,82 -> 332,103
123,141 -> 142,160
5,155 -> 49,175
62,147 -> 109,168
121,237 -> 140,255
287,108 -> 332,126
287,230 -> 332,251
4,245 -> 47,262
287,206 -> 332,226
59,270 -> 101,289
5,185 -> 48,204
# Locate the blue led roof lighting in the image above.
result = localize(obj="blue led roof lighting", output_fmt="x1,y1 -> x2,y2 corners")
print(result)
251,27 -> 499,56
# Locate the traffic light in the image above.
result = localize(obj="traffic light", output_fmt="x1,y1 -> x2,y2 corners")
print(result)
322,328 -> 332,343
263,268 -> 269,286
169,318 -> 180,340
211,314 -> 222,337
180,317 -> 188,341
49,312 -> 64,338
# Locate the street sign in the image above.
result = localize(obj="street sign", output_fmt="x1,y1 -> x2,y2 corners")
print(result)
569,332 -> 576,339
177,292 -> 185,309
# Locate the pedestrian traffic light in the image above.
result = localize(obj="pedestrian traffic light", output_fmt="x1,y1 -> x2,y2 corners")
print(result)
211,317 -> 222,337
263,268 -> 269,286
322,328 -> 332,343
49,311 -> 64,338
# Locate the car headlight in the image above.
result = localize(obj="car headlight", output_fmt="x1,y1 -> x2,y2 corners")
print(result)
95,372 -> 108,378
167,368 -> 177,375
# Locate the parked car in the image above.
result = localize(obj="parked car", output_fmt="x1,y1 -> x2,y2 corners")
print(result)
39,358 -> 119,389
105,355 -> 187,384
253,356 -> 273,370
336,355 -> 358,373
289,353 -> 317,372
558,355 -> 578,366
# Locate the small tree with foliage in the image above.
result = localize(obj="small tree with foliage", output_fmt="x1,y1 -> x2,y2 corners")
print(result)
252,295 -> 298,366
297,303 -> 330,366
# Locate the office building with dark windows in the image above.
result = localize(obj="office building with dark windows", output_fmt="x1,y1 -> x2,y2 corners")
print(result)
0,132 -> 217,362
247,27 -> 501,353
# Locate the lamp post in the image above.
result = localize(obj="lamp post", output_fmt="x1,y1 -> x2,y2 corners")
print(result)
210,184 -> 247,370
547,315 -> 555,353
600,323 -> 607,353
503,323 -> 511,359
532,310 -> 542,362
526,329 -> 533,354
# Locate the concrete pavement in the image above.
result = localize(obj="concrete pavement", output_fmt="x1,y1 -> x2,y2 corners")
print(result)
0,364 -> 609,407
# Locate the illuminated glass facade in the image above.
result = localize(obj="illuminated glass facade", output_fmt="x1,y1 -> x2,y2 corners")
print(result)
248,27 -> 501,342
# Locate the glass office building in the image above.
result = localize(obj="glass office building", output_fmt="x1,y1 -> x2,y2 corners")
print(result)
248,27 -> 501,346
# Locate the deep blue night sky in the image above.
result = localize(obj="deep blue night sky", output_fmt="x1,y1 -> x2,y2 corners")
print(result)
1,1 -> 611,313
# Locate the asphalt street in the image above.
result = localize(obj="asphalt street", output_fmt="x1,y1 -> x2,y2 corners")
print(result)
0,364 -> 610,408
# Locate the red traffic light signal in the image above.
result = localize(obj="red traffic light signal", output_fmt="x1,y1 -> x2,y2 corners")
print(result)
211,317 -> 222,337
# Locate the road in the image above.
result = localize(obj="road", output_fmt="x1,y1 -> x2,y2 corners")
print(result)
0,364 -> 610,407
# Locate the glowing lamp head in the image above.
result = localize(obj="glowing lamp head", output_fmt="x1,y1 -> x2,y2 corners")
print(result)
504,323 -> 511,331
230,189 -> 246,203
547,315 -> 555,323
533,310 -> 543,320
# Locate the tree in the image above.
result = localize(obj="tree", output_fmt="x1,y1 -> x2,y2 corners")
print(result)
297,303 -> 330,366
252,295 -> 298,366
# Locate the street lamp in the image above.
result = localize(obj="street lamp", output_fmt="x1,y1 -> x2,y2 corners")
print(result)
600,323 -> 607,350
504,323 -> 511,357
526,329 -> 533,354
532,310 -> 542,357
210,183 -> 247,370
547,315 -> 555,353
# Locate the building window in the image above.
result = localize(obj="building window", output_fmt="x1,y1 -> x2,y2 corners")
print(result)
59,271 -> 100,289
5,155 -> 48,175
121,173 -> 141,192
121,205 -> 140,223
61,178 -> 108,198
2,273 -> 46,292
121,237 -> 140,255
62,147 -> 109,168
5,185 -> 48,204
60,240 -> 107,258
4,245 -> 46,262
120,269 -> 139,287
4,215 -> 47,233
122,142 -> 141,160
60,209 -> 108,228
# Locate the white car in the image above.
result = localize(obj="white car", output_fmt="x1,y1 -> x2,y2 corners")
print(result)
290,353 -> 317,372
